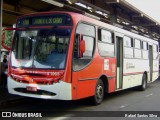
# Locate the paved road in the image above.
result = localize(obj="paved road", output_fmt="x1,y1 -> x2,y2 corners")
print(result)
1,79 -> 160,120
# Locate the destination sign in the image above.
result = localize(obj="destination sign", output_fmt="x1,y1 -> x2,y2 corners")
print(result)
17,14 -> 72,27
32,17 -> 63,25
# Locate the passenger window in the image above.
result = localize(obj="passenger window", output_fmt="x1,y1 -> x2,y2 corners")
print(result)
98,29 -> 114,57
135,39 -> 141,49
142,41 -> 148,50
124,36 -> 134,58
153,44 -> 159,59
124,36 -> 133,47
134,39 -> 142,58
142,41 -> 148,59
153,44 -> 158,52
101,30 -> 112,43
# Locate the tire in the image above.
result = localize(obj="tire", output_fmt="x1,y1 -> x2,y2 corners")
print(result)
91,79 -> 104,105
138,74 -> 147,91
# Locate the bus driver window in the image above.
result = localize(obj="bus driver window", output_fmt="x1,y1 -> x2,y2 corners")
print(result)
73,23 -> 95,71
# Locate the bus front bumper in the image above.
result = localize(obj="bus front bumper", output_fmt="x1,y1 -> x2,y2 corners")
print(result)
7,77 -> 72,100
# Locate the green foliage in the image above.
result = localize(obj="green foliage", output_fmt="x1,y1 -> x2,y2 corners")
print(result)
4,30 -> 13,48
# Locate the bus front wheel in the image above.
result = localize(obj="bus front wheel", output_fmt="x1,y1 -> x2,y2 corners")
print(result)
91,79 -> 104,105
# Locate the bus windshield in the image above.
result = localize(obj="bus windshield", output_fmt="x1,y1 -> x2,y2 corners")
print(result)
11,28 -> 72,69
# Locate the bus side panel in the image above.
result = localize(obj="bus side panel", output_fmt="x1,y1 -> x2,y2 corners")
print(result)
103,58 -> 116,93
76,57 -> 117,99
123,59 -> 149,89
152,46 -> 159,81
76,80 -> 97,99
152,59 -> 159,81
108,77 -> 116,93
72,72 -> 78,100
75,54 -> 103,100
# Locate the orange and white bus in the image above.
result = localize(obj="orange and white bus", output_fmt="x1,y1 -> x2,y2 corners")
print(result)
2,11 -> 159,105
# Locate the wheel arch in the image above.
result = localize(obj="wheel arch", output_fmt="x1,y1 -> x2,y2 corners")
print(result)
98,75 -> 109,93
143,71 -> 148,82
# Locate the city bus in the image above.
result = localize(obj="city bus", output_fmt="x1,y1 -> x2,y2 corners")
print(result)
2,11 -> 159,105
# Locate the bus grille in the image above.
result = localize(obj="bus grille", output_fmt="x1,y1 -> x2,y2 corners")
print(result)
14,88 -> 56,96
11,75 -> 56,85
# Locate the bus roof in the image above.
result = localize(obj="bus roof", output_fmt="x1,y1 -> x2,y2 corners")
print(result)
16,11 -> 158,44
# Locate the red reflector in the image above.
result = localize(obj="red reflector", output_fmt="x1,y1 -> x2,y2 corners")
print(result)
26,86 -> 37,92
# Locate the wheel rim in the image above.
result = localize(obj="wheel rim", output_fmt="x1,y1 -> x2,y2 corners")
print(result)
96,84 -> 103,100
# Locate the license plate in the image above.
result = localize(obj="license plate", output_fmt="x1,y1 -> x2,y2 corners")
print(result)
26,86 -> 37,92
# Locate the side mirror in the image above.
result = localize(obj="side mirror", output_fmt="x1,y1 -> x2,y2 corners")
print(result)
80,40 -> 85,55
78,39 -> 86,58
1,28 -> 16,51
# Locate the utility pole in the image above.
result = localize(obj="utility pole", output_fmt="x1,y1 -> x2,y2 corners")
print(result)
0,0 -> 3,80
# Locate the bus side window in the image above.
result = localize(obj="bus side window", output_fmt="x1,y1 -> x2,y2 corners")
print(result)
98,29 -> 115,57
73,35 -> 94,71
124,36 -> 134,58
153,44 -> 159,59
134,39 -> 142,58
73,23 -> 95,71
142,41 -> 148,59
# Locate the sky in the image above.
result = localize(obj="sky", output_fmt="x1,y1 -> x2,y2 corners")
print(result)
125,0 -> 160,23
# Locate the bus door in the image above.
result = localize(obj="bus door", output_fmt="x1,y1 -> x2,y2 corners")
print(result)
115,33 -> 124,89
149,45 -> 153,82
